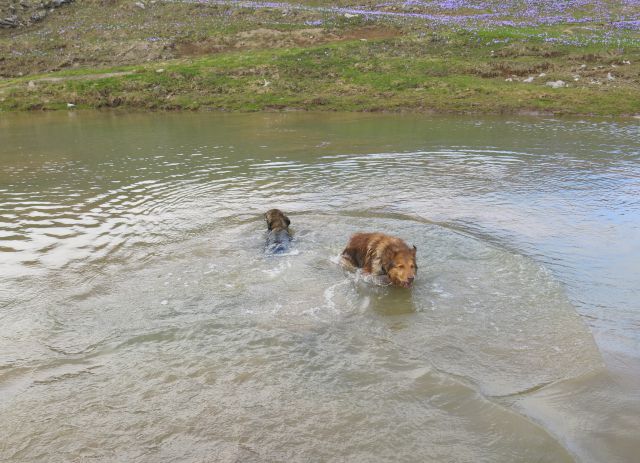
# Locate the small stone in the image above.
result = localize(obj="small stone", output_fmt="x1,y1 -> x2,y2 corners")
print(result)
155,68 -> 164,73
134,1 -> 145,9
523,76 -> 534,83
545,80 -> 566,89
623,60 -> 631,65
67,102 -> 75,108
27,80 -> 36,89
30,10 -> 47,22
344,13 -> 358,18
538,72 -> 547,77
607,72 -> 615,81
0,16 -> 19,28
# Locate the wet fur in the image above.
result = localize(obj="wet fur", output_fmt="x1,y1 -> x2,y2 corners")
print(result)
341,232 -> 417,288
265,209 -> 292,254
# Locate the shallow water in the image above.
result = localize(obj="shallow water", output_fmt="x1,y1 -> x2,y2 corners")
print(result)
1,112 -> 638,462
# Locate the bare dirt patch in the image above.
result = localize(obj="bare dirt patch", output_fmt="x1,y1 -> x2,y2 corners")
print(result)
176,26 -> 401,57
31,71 -> 135,83
0,71 -> 135,94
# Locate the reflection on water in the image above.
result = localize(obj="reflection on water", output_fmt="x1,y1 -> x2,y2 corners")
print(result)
1,112 -> 639,462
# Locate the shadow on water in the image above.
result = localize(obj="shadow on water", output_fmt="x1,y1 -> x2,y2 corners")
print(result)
343,269 -> 418,316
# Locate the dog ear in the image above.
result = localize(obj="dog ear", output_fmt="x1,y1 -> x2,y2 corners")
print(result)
341,246 -> 359,267
381,260 -> 394,274
381,247 -> 395,273
412,245 -> 417,255
285,216 -> 291,227
265,213 -> 272,230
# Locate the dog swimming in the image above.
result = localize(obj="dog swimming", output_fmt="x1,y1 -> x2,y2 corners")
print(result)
264,209 -> 292,254
341,232 -> 417,288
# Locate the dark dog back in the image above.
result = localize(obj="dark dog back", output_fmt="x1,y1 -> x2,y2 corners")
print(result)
265,209 -> 292,254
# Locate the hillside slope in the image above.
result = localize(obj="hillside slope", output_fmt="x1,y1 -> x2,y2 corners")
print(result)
1,0 -> 639,114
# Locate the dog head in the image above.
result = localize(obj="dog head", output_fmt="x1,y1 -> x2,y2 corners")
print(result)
265,209 -> 290,231
384,245 -> 417,288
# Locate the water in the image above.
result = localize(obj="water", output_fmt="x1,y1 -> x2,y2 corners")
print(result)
1,112 -> 638,462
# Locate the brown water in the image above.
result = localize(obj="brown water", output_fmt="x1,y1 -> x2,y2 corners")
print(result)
1,112 -> 638,462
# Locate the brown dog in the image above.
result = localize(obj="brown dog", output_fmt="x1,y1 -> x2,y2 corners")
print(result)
341,233 -> 417,288
264,209 -> 291,254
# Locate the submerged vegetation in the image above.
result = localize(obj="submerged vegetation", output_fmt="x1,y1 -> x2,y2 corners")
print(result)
0,0 -> 639,114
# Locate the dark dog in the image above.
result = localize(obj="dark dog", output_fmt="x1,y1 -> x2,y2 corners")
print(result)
265,209 -> 292,254
341,232 -> 417,288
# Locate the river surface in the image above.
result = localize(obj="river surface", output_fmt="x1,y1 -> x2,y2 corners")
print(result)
1,112 -> 638,462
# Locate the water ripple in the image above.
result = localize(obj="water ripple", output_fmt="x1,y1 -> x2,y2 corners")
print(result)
1,113 -> 639,463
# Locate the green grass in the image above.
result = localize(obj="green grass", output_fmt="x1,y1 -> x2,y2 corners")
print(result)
2,34 -> 639,115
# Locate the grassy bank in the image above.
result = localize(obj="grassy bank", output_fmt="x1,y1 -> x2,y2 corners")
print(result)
1,1 -> 639,115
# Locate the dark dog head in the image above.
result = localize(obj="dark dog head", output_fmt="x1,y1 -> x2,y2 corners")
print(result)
265,209 -> 290,232
383,245 -> 417,288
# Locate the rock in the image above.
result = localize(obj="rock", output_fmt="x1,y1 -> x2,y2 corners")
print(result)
155,68 -> 164,73
0,16 -> 19,28
134,1 -> 145,9
30,9 -> 47,22
607,72 -> 615,81
27,80 -> 36,89
545,80 -> 566,89
67,102 -> 75,108
538,72 -> 547,77
523,76 -> 534,83
1,0 -> 73,28
344,13 -> 358,18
